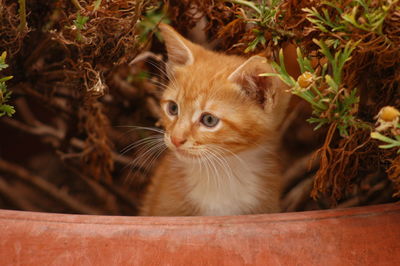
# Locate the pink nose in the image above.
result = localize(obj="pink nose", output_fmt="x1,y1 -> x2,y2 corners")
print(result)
171,136 -> 187,148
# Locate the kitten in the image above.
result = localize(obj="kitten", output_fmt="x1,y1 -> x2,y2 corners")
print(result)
139,24 -> 291,216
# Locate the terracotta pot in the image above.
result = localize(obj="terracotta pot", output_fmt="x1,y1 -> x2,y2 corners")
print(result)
0,203 -> 399,265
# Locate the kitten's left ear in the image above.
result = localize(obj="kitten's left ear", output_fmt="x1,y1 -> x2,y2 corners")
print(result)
228,55 -> 290,109
159,23 -> 195,67
228,56 -> 291,125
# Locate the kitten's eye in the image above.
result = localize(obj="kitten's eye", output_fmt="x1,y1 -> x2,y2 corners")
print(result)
200,113 -> 220,128
167,101 -> 178,116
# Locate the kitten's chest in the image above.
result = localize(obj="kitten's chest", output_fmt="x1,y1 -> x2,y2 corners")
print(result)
183,148 -> 269,216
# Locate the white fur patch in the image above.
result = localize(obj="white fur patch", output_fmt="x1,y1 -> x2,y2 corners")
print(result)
191,109 -> 202,123
182,146 -> 270,216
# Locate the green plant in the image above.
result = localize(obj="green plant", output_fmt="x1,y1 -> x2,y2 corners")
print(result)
0,52 -> 15,117
371,132 -> 400,153
227,0 -> 290,52
73,12 -> 89,30
71,0 -> 83,10
93,0 -> 102,11
304,0 -> 399,36
262,40 -> 361,136
18,0 -> 27,32
138,4 -> 170,43
73,12 -> 89,42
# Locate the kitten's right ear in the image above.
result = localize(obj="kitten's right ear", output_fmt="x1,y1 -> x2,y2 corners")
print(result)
159,23 -> 194,67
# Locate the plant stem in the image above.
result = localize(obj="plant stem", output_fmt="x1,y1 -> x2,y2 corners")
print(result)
93,0 -> 102,11
227,0 -> 262,15
18,0 -> 27,32
71,0 -> 83,10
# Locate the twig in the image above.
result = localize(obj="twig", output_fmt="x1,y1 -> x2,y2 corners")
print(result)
278,102 -> 303,139
18,0 -> 27,32
1,118 -> 136,167
0,177 -> 43,212
336,179 -> 391,208
0,159 -> 103,214
97,179 -> 139,211
64,164 -> 123,214
283,152 -> 319,192
93,0 -> 102,11
71,0 -> 83,10
226,0 -> 262,15
15,83 -> 72,117
282,176 -> 314,212
15,98 -> 41,126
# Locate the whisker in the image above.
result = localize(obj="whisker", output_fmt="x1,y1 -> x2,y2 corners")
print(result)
206,148 -> 235,184
120,135 -> 163,155
202,149 -> 222,190
124,140 -> 165,185
210,145 -> 249,171
130,139 -> 164,163
116,125 -> 165,134
134,142 -> 166,175
144,146 -> 167,178
142,59 -> 169,79
198,149 -> 211,190
143,59 -> 181,94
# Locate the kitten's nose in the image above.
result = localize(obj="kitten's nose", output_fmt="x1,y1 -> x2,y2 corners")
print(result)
171,136 -> 187,148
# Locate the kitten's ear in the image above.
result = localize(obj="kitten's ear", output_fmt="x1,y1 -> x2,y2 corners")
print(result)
159,23 -> 194,66
228,55 -> 291,119
228,56 -> 286,103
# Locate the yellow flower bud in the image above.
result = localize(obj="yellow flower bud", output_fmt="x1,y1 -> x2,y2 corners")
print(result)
297,72 -> 313,88
378,106 -> 400,122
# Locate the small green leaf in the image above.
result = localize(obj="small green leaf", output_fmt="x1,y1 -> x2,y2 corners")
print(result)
74,13 -> 89,30
0,76 -> 13,82
0,104 -> 16,117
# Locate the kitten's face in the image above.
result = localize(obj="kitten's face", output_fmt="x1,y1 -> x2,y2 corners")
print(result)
158,24 -> 289,161
161,66 -> 270,160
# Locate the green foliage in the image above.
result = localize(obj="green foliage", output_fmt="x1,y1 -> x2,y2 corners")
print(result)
371,131 -> 400,153
262,41 -> 361,136
304,0 -> 399,36
138,4 -> 170,43
127,71 -> 150,83
0,52 -> 15,117
93,0 -> 102,11
303,6 -> 347,34
73,12 -> 89,31
228,0 -> 290,52
245,29 -> 266,53
73,12 -> 89,41
261,0 -> 399,137
341,0 -> 397,35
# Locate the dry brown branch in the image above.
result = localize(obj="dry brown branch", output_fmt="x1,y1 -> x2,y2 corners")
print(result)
63,164 -> 125,214
282,177 -> 314,212
337,179 -> 391,208
0,160 -> 103,214
0,177 -> 43,212
283,152 -> 319,189
2,118 -> 136,167
97,178 -> 140,211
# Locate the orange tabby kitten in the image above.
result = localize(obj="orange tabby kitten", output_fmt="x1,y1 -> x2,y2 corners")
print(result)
139,24 -> 291,216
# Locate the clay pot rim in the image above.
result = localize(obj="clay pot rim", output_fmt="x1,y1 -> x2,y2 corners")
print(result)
0,202 -> 398,226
